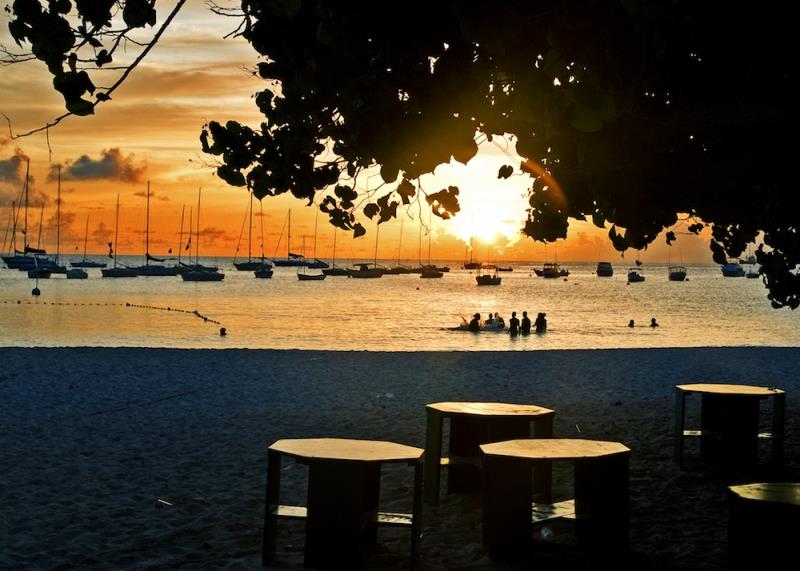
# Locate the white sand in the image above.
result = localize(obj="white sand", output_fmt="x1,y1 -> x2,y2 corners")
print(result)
1,347 -> 798,570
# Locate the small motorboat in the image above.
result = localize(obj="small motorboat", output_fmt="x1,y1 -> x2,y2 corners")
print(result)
627,268 -> 645,283
596,261 -> 614,277
721,263 -> 746,277
476,265 -> 501,286
668,265 -> 687,281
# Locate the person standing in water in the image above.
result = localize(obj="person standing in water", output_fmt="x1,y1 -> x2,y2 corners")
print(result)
520,311 -> 531,335
535,312 -> 547,333
509,312 -> 520,337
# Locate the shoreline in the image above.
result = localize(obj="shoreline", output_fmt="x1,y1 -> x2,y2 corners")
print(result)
2,346 -> 798,569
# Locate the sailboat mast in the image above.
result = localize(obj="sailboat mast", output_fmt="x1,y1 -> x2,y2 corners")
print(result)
248,191 -> 253,262
331,226 -> 337,267
287,209 -> 292,259
177,205 -> 185,265
195,187 -> 201,264
144,181 -> 150,266
313,210 -> 318,260
55,165 -> 61,264
259,199 -> 266,261
2,201 -> 14,255
427,211 -> 432,265
36,204 -> 44,252
396,218 -> 403,267
23,159 -> 29,251
82,215 -> 89,262
113,194 -> 120,269
373,223 -> 380,266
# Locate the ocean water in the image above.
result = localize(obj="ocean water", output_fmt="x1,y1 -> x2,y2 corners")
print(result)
0,258 -> 797,351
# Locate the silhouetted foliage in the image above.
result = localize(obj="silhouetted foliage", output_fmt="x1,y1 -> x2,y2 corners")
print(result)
6,1 -> 799,307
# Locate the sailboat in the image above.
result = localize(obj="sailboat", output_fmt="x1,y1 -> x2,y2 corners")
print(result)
384,218 -> 412,274
322,226 -> 349,276
234,192 -> 272,271
136,182 -> 178,276
3,160 -> 58,271
181,188 -> 224,281
102,195 -> 138,277
253,201 -> 274,277
420,212 -> 443,278
297,236 -> 326,280
475,242 -> 500,285
272,209 -> 307,266
463,236 -> 482,270
306,212 -> 330,269
28,202 -> 65,278
348,223 -> 384,278
70,216 -> 106,268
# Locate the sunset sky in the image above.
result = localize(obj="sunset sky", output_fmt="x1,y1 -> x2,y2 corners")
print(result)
0,2 -> 714,264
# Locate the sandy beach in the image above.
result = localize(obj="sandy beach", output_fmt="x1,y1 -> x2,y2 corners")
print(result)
1,346 -> 798,570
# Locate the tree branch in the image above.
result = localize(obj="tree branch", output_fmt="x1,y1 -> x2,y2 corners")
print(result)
7,0 -> 188,140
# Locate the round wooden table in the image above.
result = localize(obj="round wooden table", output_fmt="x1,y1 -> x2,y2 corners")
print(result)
424,402 -> 555,505
480,438 -> 630,560
728,482 -> 800,570
674,383 -> 785,471
263,438 -> 424,567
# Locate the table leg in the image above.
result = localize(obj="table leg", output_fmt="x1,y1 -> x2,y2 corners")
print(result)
447,415 -> 485,494
772,392 -> 785,467
701,395 -> 759,471
411,460 -> 423,568
305,460 -> 380,567
674,388 -> 686,468
482,454 -> 532,561
532,416 -> 554,502
424,409 -> 443,506
262,449 -> 281,565
574,453 -> 629,550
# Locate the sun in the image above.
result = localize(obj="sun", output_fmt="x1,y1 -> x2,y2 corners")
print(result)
424,138 -> 532,247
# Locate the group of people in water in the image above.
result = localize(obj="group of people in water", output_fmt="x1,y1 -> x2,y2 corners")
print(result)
467,311 -> 547,336
629,318 -> 659,328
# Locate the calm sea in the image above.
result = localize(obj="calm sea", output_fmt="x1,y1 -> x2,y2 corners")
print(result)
0,258 -> 797,351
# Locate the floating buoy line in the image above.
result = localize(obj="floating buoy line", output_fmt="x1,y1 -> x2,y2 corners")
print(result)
1,299 -> 223,327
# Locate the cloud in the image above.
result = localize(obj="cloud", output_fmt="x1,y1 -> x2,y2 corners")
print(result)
199,226 -> 231,243
0,148 -> 28,184
133,190 -> 170,201
50,149 -> 146,183
92,221 -> 114,246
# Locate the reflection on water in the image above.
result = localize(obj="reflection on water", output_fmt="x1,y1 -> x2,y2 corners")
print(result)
1,258 -> 797,351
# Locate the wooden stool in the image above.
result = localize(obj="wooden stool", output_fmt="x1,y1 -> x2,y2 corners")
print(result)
424,402 -> 554,506
480,438 -> 630,561
262,438 -> 423,568
674,384 -> 785,471
728,483 -> 800,570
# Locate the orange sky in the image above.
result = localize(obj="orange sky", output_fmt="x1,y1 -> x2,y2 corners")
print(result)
0,3 -> 715,263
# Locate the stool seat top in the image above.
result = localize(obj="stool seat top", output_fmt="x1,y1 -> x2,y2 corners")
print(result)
427,401 -> 554,417
270,438 -> 423,463
481,438 -> 630,461
676,383 -> 784,396
729,483 -> 800,506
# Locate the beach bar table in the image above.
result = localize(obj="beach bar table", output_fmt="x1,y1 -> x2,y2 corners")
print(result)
727,482 -> 800,570
674,384 -> 785,471
424,402 -> 555,506
480,439 -> 630,560
262,438 -> 424,568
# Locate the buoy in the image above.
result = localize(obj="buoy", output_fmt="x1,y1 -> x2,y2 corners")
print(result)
32,287 -> 41,296
219,327 -> 227,336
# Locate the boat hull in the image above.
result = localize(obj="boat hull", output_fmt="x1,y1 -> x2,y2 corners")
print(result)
254,268 -> 274,278
102,267 -> 138,278
181,270 -> 224,281
234,260 -> 272,271
322,267 -> 350,276
70,260 -> 107,268
66,268 -> 88,279
136,265 -> 179,276
297,273 -> 326,281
